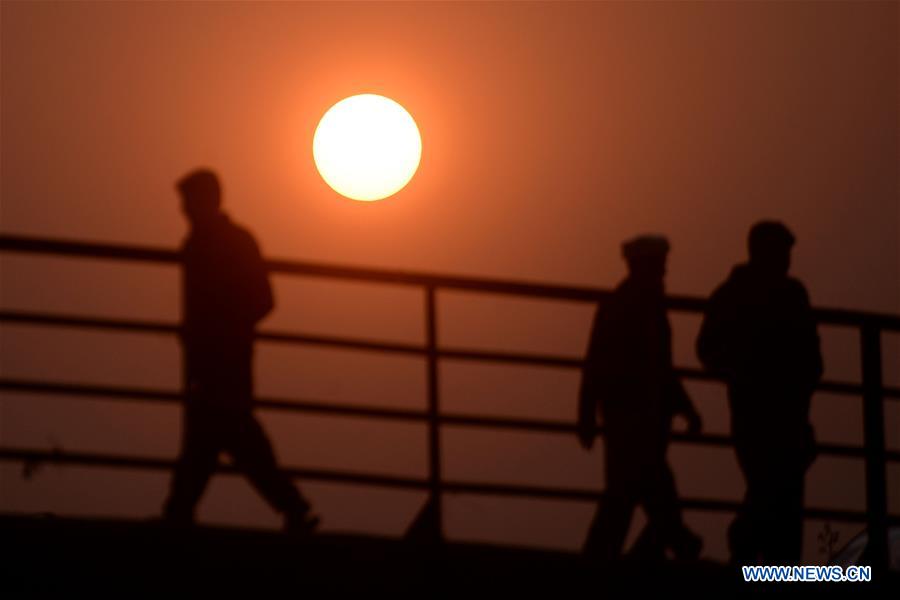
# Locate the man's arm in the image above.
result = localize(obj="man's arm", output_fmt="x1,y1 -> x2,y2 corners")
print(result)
793,280 -> 824,391
696,285 -> 733,376
577,306 -> 606,450
666,376 -> 702,435
235,230 -> 274,325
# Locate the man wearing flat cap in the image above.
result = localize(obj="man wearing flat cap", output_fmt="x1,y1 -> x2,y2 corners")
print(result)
578,235 -> 703,560
697,221 -> 822,564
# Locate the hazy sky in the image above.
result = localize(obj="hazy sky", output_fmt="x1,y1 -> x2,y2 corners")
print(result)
1,1 -> 898,562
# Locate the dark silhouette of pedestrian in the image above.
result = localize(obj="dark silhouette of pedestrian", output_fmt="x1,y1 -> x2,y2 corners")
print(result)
578,235 -> 703,561
162,168 -> 318,534
696,221 -> 822,565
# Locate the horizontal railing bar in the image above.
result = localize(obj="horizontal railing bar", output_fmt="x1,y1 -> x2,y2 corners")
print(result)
0,234 -> 606,302
442,349 -> 894,398
443,415 -> 900,461
3,234 -> 900,330
0,310 -> 176,335
441,481 -> 885,524
671,367 -> 884,398
2,379 -> 898,461
440,347 -> 582,369
0,235 -> 178,264
442,350 -> 899,398
1,447 -> 892,525
0,378 -> 429,423
4,311 -> 895,400
0,309 -> 428,355
0,378 -> 180,402
260,331 -> 424,356
0,447 -> 425,491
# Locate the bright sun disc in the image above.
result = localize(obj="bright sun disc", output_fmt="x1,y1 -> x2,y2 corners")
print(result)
313,94 -> 422,202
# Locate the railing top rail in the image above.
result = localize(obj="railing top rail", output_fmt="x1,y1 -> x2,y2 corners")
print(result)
3,234 -> 899,330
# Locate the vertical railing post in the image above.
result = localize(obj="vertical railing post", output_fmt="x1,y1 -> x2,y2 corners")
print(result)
405,284 -> 443,541
425,285 -> 443,534
860,322 -> 888,573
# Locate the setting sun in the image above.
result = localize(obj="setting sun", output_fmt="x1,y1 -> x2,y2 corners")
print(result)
313,94 -> 422,202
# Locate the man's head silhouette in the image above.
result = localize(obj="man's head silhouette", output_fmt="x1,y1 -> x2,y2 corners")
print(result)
178,169 -> 221,228
748,220 -> 794,276
622,235 -> 669,286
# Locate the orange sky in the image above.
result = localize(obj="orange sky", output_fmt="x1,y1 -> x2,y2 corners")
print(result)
1,1 -> 898,561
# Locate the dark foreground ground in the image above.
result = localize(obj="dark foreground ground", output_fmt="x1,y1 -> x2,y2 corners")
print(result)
1,514 -> 895,597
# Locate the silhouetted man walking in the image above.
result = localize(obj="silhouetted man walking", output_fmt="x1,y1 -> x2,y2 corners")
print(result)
578,235 -> 703,561
697,221 -> 822,564
163,169 -> 318,534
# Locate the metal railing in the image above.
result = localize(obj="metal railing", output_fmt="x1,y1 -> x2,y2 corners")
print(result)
1,234 -> 898,567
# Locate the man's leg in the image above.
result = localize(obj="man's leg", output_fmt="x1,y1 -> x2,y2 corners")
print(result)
584,433 -> 638,559
162,409 -> 220,524
728,492 -> 758,565
225,413 -> 315,527
641,459 -> 702,560
585,486 -> 636,559
730,435 -> 766,565
628,524 -> 665,561
760,461 -> 805,564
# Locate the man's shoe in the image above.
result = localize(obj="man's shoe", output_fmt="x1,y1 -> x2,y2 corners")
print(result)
284,511 -> 320,536
672,528 -> 703,561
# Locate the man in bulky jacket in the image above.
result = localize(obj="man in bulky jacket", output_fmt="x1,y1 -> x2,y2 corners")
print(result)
697,221 -> 822,564
162,169 -> 317,534
578,235 -> 703,560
